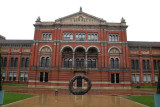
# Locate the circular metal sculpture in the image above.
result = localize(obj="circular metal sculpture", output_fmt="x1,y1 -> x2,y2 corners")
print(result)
69,73 -> 92,95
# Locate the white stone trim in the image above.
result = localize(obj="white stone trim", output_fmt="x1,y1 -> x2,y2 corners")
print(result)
60,45 -> 74,52
73,45 -> 87,52
86,45 -> 100,53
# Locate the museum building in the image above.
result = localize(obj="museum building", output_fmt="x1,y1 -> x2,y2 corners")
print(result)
0,8 -> 159,89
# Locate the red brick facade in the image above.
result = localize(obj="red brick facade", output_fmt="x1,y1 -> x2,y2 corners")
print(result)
0,9 -> 159,89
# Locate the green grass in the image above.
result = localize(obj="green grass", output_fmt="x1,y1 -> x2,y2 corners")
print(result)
127,96 -> 154,107
2,83 -> 27,86
3,92 -> 36,105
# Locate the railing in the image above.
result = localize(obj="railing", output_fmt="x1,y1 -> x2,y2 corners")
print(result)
143,69 -> 151,72
154,69 -> 158,72
30,66 -> 129,72
131,69 -> 140,72
20,67 -> 29,71
8,67 -> 18,70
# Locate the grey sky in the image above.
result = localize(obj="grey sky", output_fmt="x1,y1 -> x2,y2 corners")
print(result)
0,0 -> 160,41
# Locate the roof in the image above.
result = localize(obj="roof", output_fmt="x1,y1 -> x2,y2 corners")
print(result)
128,41 -> 160,47
0,40 -> 34,44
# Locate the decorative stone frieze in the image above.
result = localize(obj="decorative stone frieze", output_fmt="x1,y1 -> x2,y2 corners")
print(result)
130,50 -> 138,54
11,48 -> 19,52
1,48 -> 8,52
22,48 -> 30,52
141,50 -> 149,54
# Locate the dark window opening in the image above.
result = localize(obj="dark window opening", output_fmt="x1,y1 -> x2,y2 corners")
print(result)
111,74 -> 115,83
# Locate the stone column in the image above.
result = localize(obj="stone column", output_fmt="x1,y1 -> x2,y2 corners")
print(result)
85,52 -> 88,68
72,53 -> 75,68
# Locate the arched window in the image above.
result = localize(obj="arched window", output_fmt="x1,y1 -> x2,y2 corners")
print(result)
135,60 -> 139,69
41,57 -> 45,67
76,59 -> 80,67
147,60 -> 150,69
115,58 -> 119,68
3,57 -> 7,67
68,59 -> 72,68
80,59 -> 84,67
14,58 -> 18,67
92,59 -> 96,68
142,60 -> 146,70
131,60 -> 135,69
10,58 -> 14,67
21,58 -> 25,67
45,57 -> 50,67
110,58 -> 114,68
64,58 -> 68,67
25,58 -> 29,67
1,57 -> 3,67
88,59 -> 92,68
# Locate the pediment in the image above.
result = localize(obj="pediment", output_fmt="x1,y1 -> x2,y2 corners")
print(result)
55,11 -> 106,25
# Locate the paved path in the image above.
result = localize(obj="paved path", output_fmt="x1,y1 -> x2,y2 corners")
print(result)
2,95 -> 147,107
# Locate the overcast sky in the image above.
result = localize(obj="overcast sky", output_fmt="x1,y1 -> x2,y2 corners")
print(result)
0,0 -> 160,41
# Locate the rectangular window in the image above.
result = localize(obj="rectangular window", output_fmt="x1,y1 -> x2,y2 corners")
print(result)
24,72 -> 28,82
88,33 -> 98,41
111,73 -> 120,83
109,34 -> 119,42
20,72 -> 24,81
2,72 -> 5,80
13,72 -> 17,81
148,74 -> 151,82
9,72 -> 12,81
42,33 -> 52,41
143,74 -> 147,82
75,33 -> 85,41
143,74 -> 151,82
132,74 -> 135,82
39,72 -> 48,82
63,32 -> 73,41
111,74 -> 115,83
116,74 -> 120,83
136,74 -> 140,82
155,75 -> 158,82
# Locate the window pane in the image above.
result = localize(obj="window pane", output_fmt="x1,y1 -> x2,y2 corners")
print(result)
116,74 -> 120,83
111,74 -> 115,83
132,75 -> 135,82
143,74 -> 147,82
40,72 -> 43,82
155,75 -> 158,82
136,74 -> 140,82
45,72 -> 48,82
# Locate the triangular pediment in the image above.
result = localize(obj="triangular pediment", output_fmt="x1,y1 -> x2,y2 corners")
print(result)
55,11 -> 106,25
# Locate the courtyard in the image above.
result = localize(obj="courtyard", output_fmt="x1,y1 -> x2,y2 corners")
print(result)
0,84 -> 156,107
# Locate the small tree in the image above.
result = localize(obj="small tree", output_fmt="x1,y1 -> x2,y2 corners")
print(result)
157,62 -> 160,94
0,53 -> 2,91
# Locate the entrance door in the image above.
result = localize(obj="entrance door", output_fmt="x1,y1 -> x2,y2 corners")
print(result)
77,77 -> 82,87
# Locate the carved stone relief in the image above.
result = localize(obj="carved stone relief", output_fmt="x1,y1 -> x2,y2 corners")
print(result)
130,50 -> 138,54
22,48 -> 31,52
141,50 -> 149,54
1,48 -> 8,52
11,48 -> 19,52
152,50 -> 160,54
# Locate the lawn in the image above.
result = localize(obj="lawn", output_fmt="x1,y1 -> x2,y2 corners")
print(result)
3,92 -> 36,105
126,95 -> 154,107
2,83 -> 27,86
